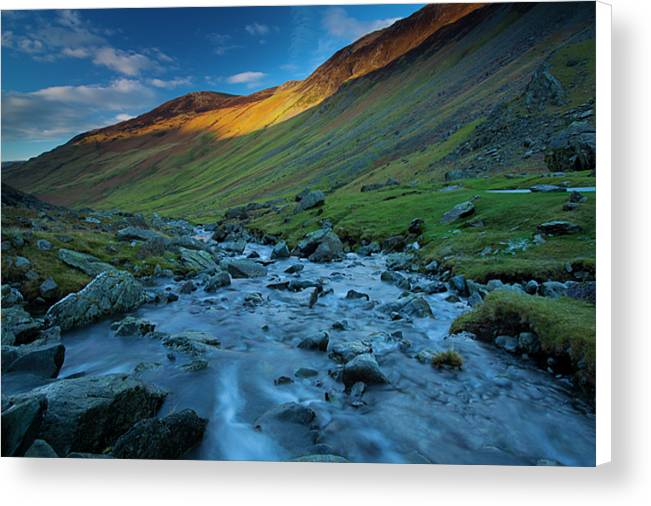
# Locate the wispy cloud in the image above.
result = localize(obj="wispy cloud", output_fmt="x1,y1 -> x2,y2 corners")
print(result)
323,7 -> 399,41
226,71 -> 267,85
206,33 -> 243,56
93,47 -> 156,76
147,77 -> 192,89
245,22 -> 270,36
1,79 -> 156,140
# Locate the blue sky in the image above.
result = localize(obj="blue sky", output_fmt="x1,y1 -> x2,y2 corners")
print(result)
1,4 -> 423,161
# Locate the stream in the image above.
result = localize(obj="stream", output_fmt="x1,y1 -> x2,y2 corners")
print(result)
5,240 -> 596,465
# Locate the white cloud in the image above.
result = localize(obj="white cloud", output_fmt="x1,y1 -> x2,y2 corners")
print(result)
92,47 -> 155,76
2,79 -> 155,140
148,77 -> 192,89
323,7 -> 399,41
115,113 -> 135,122
62,47 -> 90,58
226,71 -> 266,84
245,22 -> 270,36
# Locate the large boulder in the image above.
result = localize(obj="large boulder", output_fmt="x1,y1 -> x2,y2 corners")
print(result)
524,66 -> 566,110
162,331 -> 220,356
441,201 -> 475,224
342,353 -> 389,388
111,409 -> 207,459
2,342 -> 65,378
6,374 -> 166,456
116,226 -> 165,242
179,247 -> 218,272
271,241 -> 290,260
204,271 -> 231,291
297,332 -> 329,352
537,221 -> 582,236
296,190 -> 325,212
328,340 -> 372,363
380,270 -> 410,290
45,271 -> 146,331
57,248 -> 118,277
545,121 -> 596,172
295,229 -> 344,263
1,305 -> 43,345
222,258 -> 267,278
254,402 -> 318,456
1,395 -> 47,456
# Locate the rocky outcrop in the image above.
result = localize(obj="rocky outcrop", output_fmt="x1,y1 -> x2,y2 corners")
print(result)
295,190 -> 325,212
6,374 -> 166,456
45,271 -> 146,331
179,247 -> 218,272
1,305 -> 43,345
441,201 -> 475,224
1,395 -> 47,456
2,342 -> 65,378
545,121 -> 596,172
524,66 -> 566,110
111,409 -> 207,459
57,248 -> 118,277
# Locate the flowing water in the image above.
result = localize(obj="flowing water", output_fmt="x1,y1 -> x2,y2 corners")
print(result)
6,240 -> 596,465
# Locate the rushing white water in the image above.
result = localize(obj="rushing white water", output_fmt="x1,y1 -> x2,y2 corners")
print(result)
8,240 -> 595,465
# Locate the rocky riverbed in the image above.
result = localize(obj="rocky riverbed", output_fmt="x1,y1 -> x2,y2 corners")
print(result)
2,228 -> 596,465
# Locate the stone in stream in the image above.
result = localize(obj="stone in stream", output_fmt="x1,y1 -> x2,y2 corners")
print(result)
161,331 -> 220,356
292,454 -> 349,463
254,402 -> 318,457
1,305 -> 43,346
294,228 -> 344,263
179,247 -> 218,272
449,274 -> 468,296
518,332 -> 541,354
5,374 -> 166,456
221,240 -> 246,255
24,439 -> 59,458
2,284 -> 24,307
345,289 -> 370,301
271,240 -> 290,259
356,241 -> 380,256
2,342 -> 65,378
441,201 -> 475,224
274,375 -> 294,385
525,279 -> 540,294
111,316 -> 156,336
417,280 -> 447,294
243,292 -> 265,307
537,221 -> 582,236
45,271 -> 146,331
222,258 -> 267,278
111,409 -> 208,459
385,252 -> 415,271
297,332 -> 329,352
399,296 -> 433,318
295,367 -> 319,378
328,340 -> 373,364
57,248 -> 118,277
204,271 -> 231,291
495,335 -> 519,353
179,280 -> 197,294
342,353 -> 389,388
380,270 -> 410,290
1,395 -> 48,457
284,264 -> 304,274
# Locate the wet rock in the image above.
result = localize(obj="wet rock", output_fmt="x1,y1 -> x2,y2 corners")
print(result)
449,274 -> 468,296
545,121 -> 596,172
295,228 -> 344,262
399,296 -> 433,318
134,362 -> 162,374
342,353 -> 389,388
329,340 -> 372,363
45,271 -> 146,331
381,235 -> 406,252
112,409 -> 207,459
331,320 -> 348,331
525,280 -> 540,295
36,239 -> 52,251
385,252 -> 414,271
495,335 -> 518,353
295,367 -> 319,378
271,241 -> 290,259
58,248 -> 118,277
468,292 -> 483,307
204,271 -> 231,291
541,281 -> 568,298
284,264 -> 304,274
243,292 -> 265,307
441,201 -> 475,224
419,281 -> 447,294
537,220 -> 582,236
24,439 -> 58,458
274,375 -> 294,385
254,402 -> 318,456
1,305 -> 43,345
39,277 -> 59,299
179,280 -> 196,294
247,250 -> 261,259
2,284 -> 24,307
529,184 -> 566,193
3,342 -> 65,378
380,270 -> 410,290
298,332 -> 329,352
221,240 -> 246,255
345,289 -> 369,301
1,395 -> 47,457
111,316 -> 156,336
518,332 -> 541,354
162,331 -> 220,356
117,226 -> 165,242
179,247 -> 218,272
6,374 -> 166,456
424,259 -> 439,273
356,241 -> 380,256
296,190 -> 325,212
222,258 -> 267,278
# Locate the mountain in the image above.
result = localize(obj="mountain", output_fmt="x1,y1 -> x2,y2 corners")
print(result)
4,2 -> 595,219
